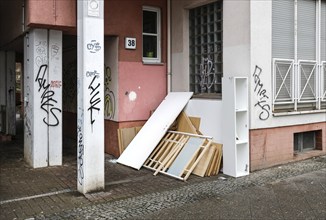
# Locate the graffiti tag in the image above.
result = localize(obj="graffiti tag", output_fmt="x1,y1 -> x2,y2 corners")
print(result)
35,64 -> 62,126
252,65 -> 270,120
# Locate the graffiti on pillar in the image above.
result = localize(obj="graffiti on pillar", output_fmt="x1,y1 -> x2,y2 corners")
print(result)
252,65 -> 270,120
24,103 -> 32,136
104,65 -> 115,119
50,80 -> 62,88
77,119 -> 84,185
87,70 -> 101,131
35,41 -> 48,67
51,45 -> 60,59
35,64 -> 62,126
87,40 -> 101,53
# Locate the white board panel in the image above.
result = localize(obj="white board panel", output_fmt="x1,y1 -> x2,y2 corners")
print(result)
117,92 -> 193,169
167,137 -> 203,177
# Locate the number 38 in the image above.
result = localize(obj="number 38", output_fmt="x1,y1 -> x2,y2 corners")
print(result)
128,39 -> 135,47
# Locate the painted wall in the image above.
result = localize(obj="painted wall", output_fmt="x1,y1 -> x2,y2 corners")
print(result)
26,0 -> 76,30
118,62 -> 167,121
105,0 -> 167,63
249,0 -> 326,129
104,0 -> 168,122
185,99 -> 223,143
250,122 -> 326,171
223,0 -> 250,78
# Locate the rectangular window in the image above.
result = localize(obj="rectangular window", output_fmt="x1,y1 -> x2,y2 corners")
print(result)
143,6 -> 161,63
272,0 -> 326,112
294,130 -> 321,153
189,1 -> 223,98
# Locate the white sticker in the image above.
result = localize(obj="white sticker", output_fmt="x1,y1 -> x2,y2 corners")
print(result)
88,0 -> 100,17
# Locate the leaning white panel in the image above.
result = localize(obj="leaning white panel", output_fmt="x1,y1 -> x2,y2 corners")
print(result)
117,92 -> 193,170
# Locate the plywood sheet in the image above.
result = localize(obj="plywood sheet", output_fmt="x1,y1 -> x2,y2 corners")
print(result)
118,126 -> 142,154
189,116 -> 201,131
192,145 -> 216,177
176,111 -> 198,134
117,92 -> 193,169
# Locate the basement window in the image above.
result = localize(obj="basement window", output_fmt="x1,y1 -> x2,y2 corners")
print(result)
294,130 -> 322,153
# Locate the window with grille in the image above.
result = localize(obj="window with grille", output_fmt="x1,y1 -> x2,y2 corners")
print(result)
189,1 -> 223,98
143,6 -> 161,63
272,0 -> 326,112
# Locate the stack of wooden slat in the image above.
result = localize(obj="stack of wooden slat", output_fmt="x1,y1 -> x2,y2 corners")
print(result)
117,111 -> 223,181
192,142 -> 223,177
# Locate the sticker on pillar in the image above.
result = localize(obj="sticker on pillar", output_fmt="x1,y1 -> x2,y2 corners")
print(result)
88,0 -> 100,17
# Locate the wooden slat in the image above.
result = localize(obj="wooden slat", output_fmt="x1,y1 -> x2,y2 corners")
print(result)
153,135 -> 188,175
144,132 -> 175,168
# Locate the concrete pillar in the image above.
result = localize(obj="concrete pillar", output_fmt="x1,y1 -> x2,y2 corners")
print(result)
0,52 -> 5,133
24,29 -> 62,168
0,51 -> 16,135
48,30 -> 63,166
6,51 -> 16,136
77,0 -> 105,193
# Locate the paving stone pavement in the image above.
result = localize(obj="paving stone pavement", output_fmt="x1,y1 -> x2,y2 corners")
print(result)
1,119 -> 326,220
35,156 -> 326,220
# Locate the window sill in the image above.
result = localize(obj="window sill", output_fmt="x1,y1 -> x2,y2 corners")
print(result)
142,61 -> 164,66
273,109 -> 326,117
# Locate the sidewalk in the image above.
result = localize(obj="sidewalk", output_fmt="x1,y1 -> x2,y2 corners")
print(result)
1,119 -> 326,219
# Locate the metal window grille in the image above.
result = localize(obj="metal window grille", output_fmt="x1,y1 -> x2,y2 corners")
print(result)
273,59 -> 294,104
189,1 -> 222,97
322,62 -> 326,101
298,60 -> 317,102
272,0 -> 325,112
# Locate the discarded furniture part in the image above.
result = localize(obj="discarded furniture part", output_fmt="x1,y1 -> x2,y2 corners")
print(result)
192,142 -> 223,177
145,130 -> 216,181
175,111 -> 198,134
118,105 -> 223,181
117,126 -> 142,154
117,92 -> 193,170
188,116 -> 201,132
143,132 -> 189,173
222,77 -> 249,177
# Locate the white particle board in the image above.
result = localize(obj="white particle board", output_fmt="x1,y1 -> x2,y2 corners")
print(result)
117,92 -> 193,170
167,137 -> 203,177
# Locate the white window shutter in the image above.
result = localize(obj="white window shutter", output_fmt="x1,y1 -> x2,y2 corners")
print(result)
297,0 -> 317,61
272,0 -> 295,59
321,1 -> 326,61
